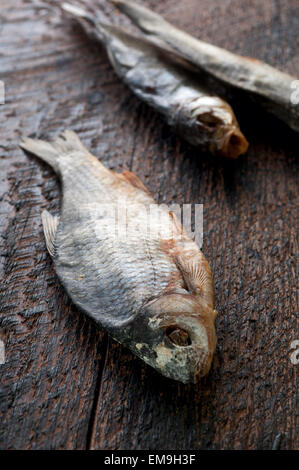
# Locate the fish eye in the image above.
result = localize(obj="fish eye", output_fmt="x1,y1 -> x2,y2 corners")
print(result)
165,325 -> 192,347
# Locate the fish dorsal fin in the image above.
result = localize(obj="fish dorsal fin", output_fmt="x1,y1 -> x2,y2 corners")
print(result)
122,170 -> 152,195
41,210 -> 60,257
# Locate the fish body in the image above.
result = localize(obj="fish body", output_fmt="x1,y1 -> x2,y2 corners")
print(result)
62,3 -> 248,158
112,0 -> 299,133
20,131 -> 217,384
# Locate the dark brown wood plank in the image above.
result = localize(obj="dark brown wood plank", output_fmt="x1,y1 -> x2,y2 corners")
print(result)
0,0 -> 298,450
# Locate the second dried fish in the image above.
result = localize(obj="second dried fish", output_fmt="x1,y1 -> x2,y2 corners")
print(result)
113,0 -> 299,133
62,3 -> 248,158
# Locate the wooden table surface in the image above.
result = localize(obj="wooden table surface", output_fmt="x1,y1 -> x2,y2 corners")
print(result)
0,0 -> 298,450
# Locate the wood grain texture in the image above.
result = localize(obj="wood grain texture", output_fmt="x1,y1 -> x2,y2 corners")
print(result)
0,0 -> 298,450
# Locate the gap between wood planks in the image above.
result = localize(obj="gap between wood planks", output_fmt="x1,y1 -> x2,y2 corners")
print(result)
85,334 -> 109,449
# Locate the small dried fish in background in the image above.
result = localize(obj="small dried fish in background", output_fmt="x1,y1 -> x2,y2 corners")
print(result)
62,3 -> 248,158
20,131 -> 218,384
112,0 -> 299,133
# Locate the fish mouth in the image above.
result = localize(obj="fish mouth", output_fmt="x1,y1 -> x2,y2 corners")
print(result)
220,127 -> 249,159
191,100 -> 248,158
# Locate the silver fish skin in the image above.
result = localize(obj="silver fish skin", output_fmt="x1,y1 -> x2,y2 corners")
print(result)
20,131 -> 218,384
62,3 -> 248,158
112,0 -> 299,133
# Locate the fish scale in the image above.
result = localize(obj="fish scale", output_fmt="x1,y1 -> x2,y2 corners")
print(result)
56,218 -> 169,320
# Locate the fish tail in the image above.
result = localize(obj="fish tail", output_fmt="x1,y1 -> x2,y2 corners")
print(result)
20,130 -> 88,174
63,2 -> 118,42
110,0 -> 163,33
62,3 -> 107,35
62,3 -> 94,24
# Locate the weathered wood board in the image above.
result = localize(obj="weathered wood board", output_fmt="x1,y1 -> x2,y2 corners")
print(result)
0,0 -> 298,450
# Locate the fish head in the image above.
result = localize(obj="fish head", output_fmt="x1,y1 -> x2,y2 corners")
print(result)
127,291 -> 217,384
177,96 -> 248,158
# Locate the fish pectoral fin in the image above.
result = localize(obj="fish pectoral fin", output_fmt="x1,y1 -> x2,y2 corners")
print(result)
122,170 -> 152,195
175,252 -> 214,308
41,210 -> 60,258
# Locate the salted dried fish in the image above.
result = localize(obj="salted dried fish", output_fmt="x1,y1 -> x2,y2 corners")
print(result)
112,0 -> 299,133
20,130 -> 218,383
62,3 -> 248,158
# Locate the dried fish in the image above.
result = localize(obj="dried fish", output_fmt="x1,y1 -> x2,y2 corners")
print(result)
20,130 -> 218,384
62,3 -> 248,158
112,0 -> 299,133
